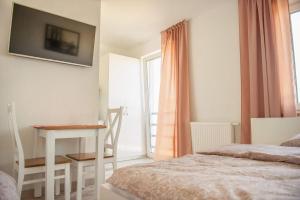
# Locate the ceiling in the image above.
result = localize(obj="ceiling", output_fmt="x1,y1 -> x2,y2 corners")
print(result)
101,0 -> 300,50
100,0 -> 220,50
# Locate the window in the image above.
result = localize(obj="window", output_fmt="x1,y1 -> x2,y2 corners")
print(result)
143,52 -> 161,157
291,11 -> 300,107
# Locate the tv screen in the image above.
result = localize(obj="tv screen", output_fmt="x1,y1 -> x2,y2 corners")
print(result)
9,4 -> 96,67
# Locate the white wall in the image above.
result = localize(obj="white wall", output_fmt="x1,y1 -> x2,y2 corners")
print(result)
99,54 -> 109,120
189,0 -> 240,123
129,0 -> 241,140
0,0 -> 101,174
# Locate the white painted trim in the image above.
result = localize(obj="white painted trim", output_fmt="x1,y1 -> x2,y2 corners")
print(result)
141,51 -> 161,158
38,129 -> 98,138
139,58 -> 149,161
142,55 -> 150,158
290,6 -> 300,109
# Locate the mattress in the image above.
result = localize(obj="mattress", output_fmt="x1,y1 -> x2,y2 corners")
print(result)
107,144 -> 300,200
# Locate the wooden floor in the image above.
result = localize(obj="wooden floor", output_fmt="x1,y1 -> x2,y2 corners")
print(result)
21,158 -> 153,200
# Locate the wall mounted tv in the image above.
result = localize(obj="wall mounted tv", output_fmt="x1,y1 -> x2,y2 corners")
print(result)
9,4 -> 96,67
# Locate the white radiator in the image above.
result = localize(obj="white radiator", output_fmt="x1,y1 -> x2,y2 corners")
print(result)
190,122 -> 234,153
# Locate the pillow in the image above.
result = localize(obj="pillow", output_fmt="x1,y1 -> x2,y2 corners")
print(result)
281,134 -> 300,147
0,171 -> 19,200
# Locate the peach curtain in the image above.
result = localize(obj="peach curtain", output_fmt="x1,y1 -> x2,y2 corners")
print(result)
155,20 -> 192,160
239,0 -> 296,144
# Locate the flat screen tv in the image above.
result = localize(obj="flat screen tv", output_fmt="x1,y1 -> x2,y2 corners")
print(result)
9,4 -> 96,67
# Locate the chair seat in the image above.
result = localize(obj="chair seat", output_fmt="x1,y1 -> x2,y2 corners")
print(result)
17,156 -> 72,168
66,153 -> 113,161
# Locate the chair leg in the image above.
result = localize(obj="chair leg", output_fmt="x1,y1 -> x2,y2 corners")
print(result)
55,179 -> 60,196
82,166 -> 86,189
112,160 -> 117,171
65,164 -> 71,200
34,183 -> 42,197
34,173 -> 42,197
77,163 -> 83,200
17,169 -> 24,196
82,174 -> 86,189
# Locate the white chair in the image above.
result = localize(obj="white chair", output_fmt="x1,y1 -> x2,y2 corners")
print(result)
7,103 -> 71,199
66,107 -> 123,200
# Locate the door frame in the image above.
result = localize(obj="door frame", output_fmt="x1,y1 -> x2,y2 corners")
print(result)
141,50 -> 161,158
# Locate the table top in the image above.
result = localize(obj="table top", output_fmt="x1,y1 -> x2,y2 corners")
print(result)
33,124 -> 106,130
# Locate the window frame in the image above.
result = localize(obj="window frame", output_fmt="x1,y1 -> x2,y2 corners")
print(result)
141,50 -> 161,158
290,2 -> 300,110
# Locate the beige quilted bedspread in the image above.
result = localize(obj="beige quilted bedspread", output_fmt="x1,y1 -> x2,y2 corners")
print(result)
0,171 -> 19,200
107,145 -> 300,200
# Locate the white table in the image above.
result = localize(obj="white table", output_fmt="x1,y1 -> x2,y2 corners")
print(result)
33,124 -> 107,200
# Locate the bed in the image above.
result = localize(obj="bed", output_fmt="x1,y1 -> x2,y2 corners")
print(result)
100,118 -> 300,200
0,171 -> 19,200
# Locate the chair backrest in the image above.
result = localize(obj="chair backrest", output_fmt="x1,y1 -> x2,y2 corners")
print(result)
7,103 -> 24,194
104,107 -> 123,156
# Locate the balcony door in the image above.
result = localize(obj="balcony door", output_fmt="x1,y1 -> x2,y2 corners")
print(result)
143,52 -> 161,157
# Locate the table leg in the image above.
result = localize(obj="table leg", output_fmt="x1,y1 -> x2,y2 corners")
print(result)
33,129 -> 38,157
33,129 -> 42,198
95,129 -> 105,200
79,138 -> 82,153
65,164 -> 71,200
76,162 -> 83,200
46,134 -> 55,200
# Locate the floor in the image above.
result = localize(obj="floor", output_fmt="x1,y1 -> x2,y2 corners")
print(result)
21,158 -> 153,200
